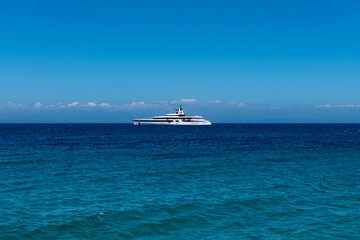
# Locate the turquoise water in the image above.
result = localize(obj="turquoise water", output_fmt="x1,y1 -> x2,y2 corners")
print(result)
1,124 -> 360,239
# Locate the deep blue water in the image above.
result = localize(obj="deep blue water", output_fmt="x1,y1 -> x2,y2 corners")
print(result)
1,124 -> 360,239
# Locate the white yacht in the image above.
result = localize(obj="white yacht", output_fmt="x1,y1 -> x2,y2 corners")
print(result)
133,106 -> 211,125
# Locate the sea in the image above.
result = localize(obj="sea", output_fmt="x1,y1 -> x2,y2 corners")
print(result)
0,124 -> 359,239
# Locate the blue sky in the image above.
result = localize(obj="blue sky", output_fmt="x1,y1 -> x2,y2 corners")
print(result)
1,0 -> 359,122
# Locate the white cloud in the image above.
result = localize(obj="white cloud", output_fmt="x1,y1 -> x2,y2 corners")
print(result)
67,101 -> 79,107
34,102 -> 42,108
316,104 -> 333,108
171,99 -> 198,104
316,104 -> 360,109
181,98 -> 198,103
99,103 -> 111,108
131,101 -> 145,106
47,103 -> 65,109
86,102 -> 97,107
0,101 -> 25,109
120,101 -> 160,110
337,104 -> 360,108
15,100 -> 360,113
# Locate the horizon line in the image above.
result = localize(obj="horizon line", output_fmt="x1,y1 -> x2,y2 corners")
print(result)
1,122 -> 360,124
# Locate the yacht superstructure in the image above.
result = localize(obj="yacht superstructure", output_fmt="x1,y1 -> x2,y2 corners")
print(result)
133,106 -> 211,125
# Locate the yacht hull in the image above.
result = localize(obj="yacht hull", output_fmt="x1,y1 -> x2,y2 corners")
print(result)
132,120 -> 211,125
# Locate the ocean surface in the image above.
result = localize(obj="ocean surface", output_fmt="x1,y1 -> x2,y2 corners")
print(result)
1,124 -> 360,239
